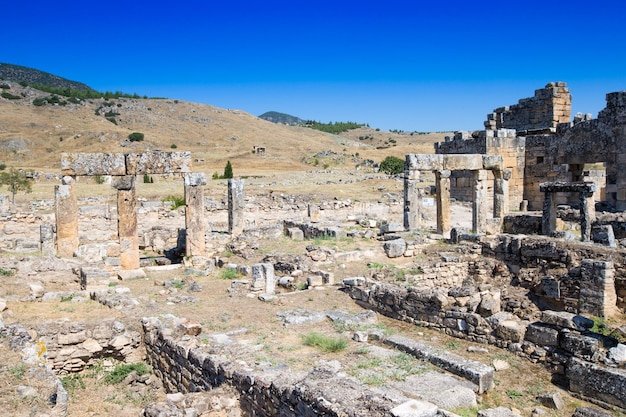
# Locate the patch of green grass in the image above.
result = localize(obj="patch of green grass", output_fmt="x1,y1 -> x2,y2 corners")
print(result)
162,195 -> 185,210
361,373 -> 386,386
8,363 -> 26,380
356,357 -> 383,369
104,362 -> 150,385
61,373 -> 86,394
302,332 -> 348,353
452,406 -> 480,417
0,267 -> 15,276
445,341 -> 460,349
367,262 -> 386,269
506,389 -> 524,399
60,294 -> 74,302
218,268 -> 241,280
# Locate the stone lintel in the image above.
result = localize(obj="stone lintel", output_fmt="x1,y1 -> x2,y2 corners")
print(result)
184,172 -> 207,187
61,153 -> 126,176
539,181 -> 597,193
407,154 -> 502,172
126,151 -> 192,175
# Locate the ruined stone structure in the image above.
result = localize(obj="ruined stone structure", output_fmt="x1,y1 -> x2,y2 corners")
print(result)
540,182 -> 597,241
436,82 -> 626,213
404,154 -> 508,237
56,152 -> 203,269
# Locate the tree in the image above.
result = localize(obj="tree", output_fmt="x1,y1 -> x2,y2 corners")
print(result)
223,160 -> 233,179
0,167 -> 33,204
379,156 -> 405,175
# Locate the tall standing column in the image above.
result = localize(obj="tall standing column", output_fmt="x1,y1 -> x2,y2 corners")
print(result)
404,168 -> 421,230
184,173 -> 206,257
55,176 -> 78,257
472,170 -> 489,234
435,170 -> 451,238
494,170 -> 511,219
228,178 -> 245,235
541,191 -> 557,236
113,176 -> 139,270
580,190 -> 596,242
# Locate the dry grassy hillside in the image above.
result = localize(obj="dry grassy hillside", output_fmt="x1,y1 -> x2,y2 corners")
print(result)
0,81 -> 448,177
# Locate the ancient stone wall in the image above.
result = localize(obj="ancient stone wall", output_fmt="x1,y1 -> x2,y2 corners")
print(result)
33,318 -> 143,373
483,82 -> 571,134
142,316 -> 402,416
435,130 -> 525,210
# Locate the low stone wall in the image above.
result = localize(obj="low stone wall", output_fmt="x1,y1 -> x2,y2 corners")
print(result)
34,318 -> 143,372
142,316 -> 405,416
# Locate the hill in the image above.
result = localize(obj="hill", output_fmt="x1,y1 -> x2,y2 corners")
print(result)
258,111 -> 304,125
0,67 -> 448,178
0,63 -> 94,91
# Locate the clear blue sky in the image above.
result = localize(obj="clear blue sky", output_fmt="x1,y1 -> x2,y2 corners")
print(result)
3,0 -> 625,132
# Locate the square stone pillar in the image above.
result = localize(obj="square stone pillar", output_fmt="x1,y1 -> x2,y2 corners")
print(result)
494,170 -> 511,219
228,178 -> 245,235
113,176 -> 139,270
435,170 -> 451,238
542,192 -> 557,236
55,176 -> 78,257
472,170 -> 489,234
580,260 -> 618,318
404,169 -> 420,230
184,173 -> 206,257
580,190 -> 596,242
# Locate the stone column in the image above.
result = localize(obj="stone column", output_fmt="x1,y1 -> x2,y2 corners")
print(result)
472,170 -> 489,234
580,190 -> 596,242
435,170 -> 451,238
40,223 -> 55,255
494,170 -> 511,219
184,173 -> 206,257
542,192 -> 557,237
55,176 -> 78,257
228,178 -> 245,235
580,260 -> 618,318
113,176 -> 139,270
404,169 -> 420,230
308,204 -> 320,222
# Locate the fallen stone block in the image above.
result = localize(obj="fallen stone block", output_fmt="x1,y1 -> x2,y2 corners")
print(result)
390,399 -> 438,417
117,268 -> 147,281
478,407 -> 521,417
384,334 -> 494,393
536,392 -> 564,410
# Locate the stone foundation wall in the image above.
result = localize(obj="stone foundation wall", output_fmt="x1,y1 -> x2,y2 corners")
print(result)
142,316 -> 402,417
33,318 -> 143,373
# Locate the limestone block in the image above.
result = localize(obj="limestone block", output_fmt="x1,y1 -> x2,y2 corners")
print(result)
307,275 -> 324,287
406,154 -> 444,171
61,152 -> 126,176
117,269 -> 147,281
494,320 -> 526,343
81,338 -> 103,354
58,331 -> 87,345
524,323 -> 559,346
482,155 -> 503,170
178,319 -> 202,336
537,392 -> 564,410
383,239 -> 406,258
183,172 -> 206,186
125,151 -> 192,174
287,227 -> 304,240
444,154 -> 483,170
478,407 -> 522,417
390,400 -> 438,417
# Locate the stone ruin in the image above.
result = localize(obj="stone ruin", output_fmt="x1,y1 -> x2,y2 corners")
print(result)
3,84 -> 626,417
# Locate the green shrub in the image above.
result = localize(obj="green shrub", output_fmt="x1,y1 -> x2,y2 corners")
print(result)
32,97 -> 47,106
219,268 -> 241,280
1,91 -> 21,100
128,132 -> 144,142
170,144 -> 177,149
61,374 -> 85,393
302,332 -> 348,352
223,160 -> 233,179
104,362 -> 150,384
0,83 -> 10,89
0,163 -> 6,171
163,195 -> 185,210
106,117 -> 117,125
379,155 -> 405,175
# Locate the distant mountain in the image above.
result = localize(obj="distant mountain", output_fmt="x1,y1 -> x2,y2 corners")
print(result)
0,63 -> 94,91
258,111 -> 304,125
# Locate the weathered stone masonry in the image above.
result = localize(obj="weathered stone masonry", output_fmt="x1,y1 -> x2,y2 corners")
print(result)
56,152 -> 205,269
